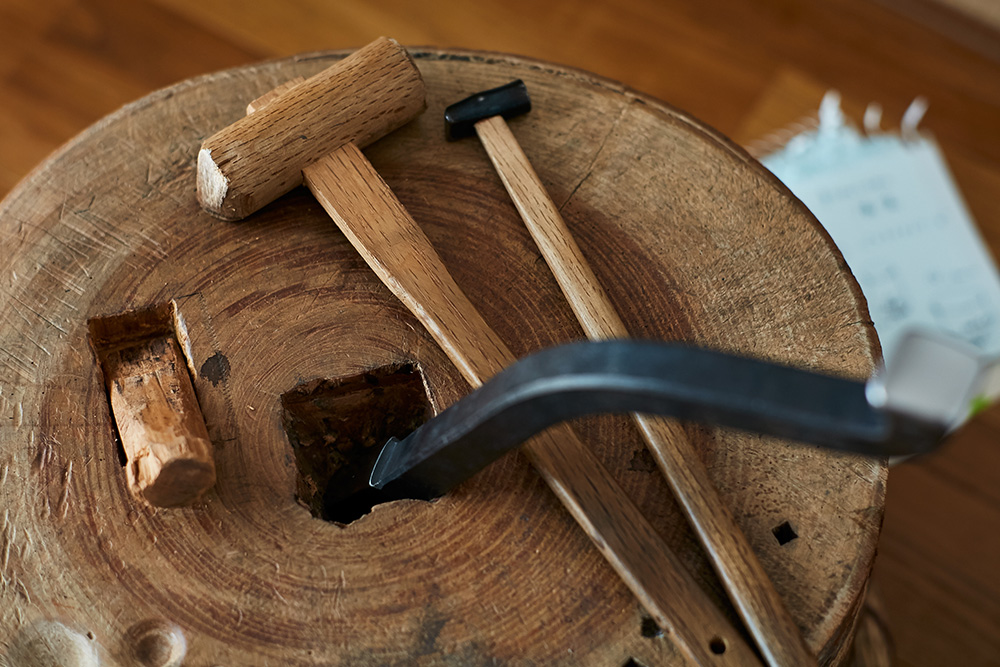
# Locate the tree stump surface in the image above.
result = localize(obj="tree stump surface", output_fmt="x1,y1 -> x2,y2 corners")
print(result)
0,48 -> 884,666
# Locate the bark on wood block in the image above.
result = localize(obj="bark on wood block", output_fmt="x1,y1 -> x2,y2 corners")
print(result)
90,304 -> 216,507
0,48 -> 884,665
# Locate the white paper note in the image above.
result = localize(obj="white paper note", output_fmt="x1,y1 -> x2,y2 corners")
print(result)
760,94 -> 1000,360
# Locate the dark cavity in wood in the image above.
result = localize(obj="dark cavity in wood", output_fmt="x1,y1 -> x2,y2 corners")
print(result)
772,521 -> 799,546
280,363 -> 434,524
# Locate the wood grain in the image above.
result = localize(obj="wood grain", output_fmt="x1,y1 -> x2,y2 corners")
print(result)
0,49 -> 884,665
304,141 -> 763,666
0,0 -> 997,664
474,114 -> 813,667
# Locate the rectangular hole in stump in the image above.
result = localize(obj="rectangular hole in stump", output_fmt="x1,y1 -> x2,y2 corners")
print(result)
772,520 -> 799,545
280,363 -> 434,525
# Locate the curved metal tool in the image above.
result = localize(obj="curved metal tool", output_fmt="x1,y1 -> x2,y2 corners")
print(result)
366,334 -> 979,502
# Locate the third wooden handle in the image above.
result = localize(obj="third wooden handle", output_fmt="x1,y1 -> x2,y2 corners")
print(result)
475,114 -> 816,667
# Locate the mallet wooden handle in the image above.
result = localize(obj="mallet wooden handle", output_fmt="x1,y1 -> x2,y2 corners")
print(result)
303,142 -> 763,667
474,114 -> 815,667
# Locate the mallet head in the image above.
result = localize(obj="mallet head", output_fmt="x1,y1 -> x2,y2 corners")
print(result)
444,79 -> 531,141
197,37 -> 426,221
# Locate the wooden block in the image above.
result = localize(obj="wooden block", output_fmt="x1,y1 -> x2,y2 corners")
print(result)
90,305 -> 215,507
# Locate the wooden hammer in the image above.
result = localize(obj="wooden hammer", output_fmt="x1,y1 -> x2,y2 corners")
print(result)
446,80 -> 816,667
196,40 -> 762,665
197,37 -> 426,220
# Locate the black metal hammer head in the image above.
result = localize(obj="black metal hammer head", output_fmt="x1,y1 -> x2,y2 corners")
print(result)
444,79 -> 531,141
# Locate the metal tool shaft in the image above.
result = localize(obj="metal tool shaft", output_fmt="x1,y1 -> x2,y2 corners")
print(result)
370,340 -> 945,500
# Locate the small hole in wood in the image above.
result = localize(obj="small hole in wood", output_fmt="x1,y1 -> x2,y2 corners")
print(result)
772,520 -> 799,545
640,615 -> 663,638
709,636 -> 727,654
109,415 -> 129,467
621,659 -> 648,667
281,363 -> 434,524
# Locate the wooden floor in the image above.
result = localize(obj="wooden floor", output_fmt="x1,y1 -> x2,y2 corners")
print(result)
1,1 -> 997,664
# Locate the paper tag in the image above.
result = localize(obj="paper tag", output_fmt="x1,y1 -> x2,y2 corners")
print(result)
760,93 -> 1000,364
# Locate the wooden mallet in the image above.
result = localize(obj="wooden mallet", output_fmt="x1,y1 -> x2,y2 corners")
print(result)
446,80 -> 816,667
197,39 -> 762,665
196,37 -> 426,221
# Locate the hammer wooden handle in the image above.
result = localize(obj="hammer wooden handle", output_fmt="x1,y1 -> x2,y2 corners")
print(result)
304,142 -> 762,666
474,114 -> 815,667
